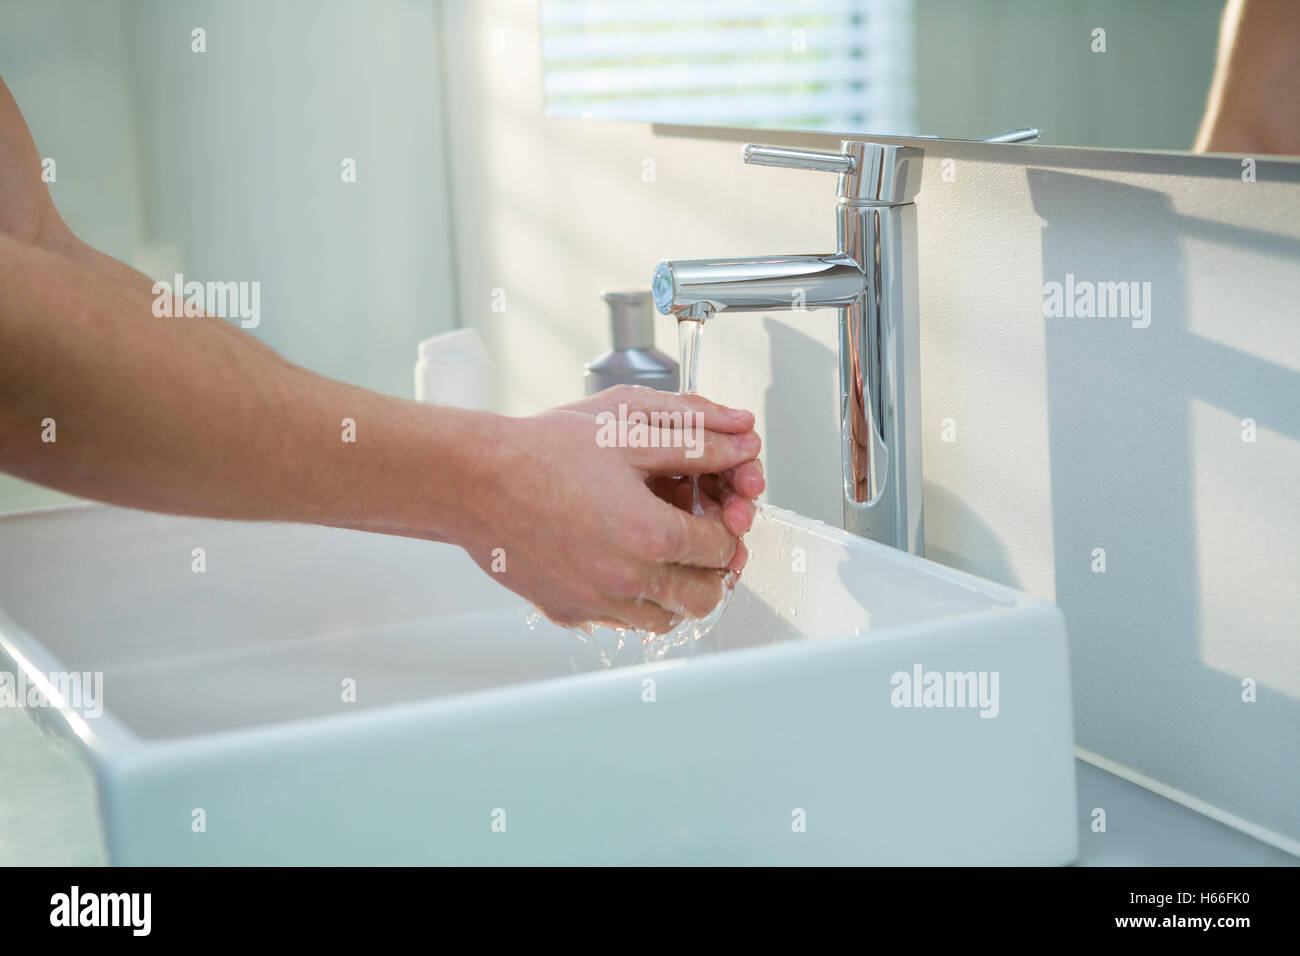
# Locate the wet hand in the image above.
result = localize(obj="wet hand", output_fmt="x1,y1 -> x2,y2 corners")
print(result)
460,386 -> 763,633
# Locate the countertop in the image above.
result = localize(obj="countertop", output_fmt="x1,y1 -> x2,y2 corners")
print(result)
1074,760 -> 1296,866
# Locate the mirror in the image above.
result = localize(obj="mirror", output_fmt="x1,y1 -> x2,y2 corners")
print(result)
541,0 -> 1300,158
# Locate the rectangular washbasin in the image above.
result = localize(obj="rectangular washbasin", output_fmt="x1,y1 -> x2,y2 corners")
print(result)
0,502 -> 1077,865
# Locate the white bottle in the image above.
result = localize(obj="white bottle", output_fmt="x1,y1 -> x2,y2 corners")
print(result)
414,328 -> 493,410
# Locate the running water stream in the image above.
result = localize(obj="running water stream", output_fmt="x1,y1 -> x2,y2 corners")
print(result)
677,317 -> 708,517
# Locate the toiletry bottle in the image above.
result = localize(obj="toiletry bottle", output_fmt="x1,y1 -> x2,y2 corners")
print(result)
414,327 -> 493,410
584,290 -> 679,395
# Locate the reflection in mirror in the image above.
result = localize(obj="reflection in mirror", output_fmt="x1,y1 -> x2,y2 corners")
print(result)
540,0 -> 1300,158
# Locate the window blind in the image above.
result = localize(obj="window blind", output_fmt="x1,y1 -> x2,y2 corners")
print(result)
540,0 -> 916,133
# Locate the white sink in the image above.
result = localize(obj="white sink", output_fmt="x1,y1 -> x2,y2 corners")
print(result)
0,503 -> 1077,865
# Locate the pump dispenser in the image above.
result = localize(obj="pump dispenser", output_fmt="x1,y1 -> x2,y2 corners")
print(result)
584,290 -> 679,395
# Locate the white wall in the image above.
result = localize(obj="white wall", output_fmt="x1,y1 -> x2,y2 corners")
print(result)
119,0 -> 459,391
440,0 -> 1300,851
0,0 -> 459,511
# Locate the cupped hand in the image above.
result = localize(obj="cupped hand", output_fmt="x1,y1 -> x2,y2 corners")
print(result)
561,387 -> 765,538
460,386 -> 764,633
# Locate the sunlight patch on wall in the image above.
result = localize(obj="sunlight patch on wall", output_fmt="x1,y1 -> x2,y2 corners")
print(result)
1191,397 -> 1300,699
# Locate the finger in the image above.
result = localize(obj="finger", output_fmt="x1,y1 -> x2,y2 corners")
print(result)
631,429 -> 761,476
646,475 -> 706,513
727,538 -> 749,576
724,458 -> 765,499
654,501 -> 739,568
699,471 -> 754,534
603,385 -> 755,433
668,478 -> 727,519
645,564 -> 726,619
609,598 -> 679,636
538,606 -> 622,632
721,491 -> 755,536
653,475 -> 747,524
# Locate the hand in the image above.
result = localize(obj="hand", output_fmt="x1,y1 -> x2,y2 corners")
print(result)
561,387 -> 765,539
459,387 -> 764,633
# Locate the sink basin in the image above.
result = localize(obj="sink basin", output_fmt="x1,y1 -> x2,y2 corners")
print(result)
0,502 -> 1077,865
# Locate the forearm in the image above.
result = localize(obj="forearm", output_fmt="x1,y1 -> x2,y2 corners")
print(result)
41,228 -> 295,368
0,233 -> 489,543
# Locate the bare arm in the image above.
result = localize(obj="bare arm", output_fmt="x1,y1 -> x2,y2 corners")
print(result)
0,232 -> 766,630
0,76 -> 294,372
0,231 -> 490,536
0,71 -> 766,632
1195,0 -> 1300,154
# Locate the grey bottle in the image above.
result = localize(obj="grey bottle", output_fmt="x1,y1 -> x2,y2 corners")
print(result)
584,290 -> 679,395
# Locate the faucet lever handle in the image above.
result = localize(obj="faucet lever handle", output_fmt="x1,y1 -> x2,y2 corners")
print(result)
742,141 -> 920,205
741,144 -> 855,175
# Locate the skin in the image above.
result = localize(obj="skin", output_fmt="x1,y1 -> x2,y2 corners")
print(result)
0,76 -> 765,634
1195,0 -> 1300,155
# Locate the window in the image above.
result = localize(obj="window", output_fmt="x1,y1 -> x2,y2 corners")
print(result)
540,0 -> 917,133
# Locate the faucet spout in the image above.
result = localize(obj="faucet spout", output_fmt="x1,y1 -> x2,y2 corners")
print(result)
651,255 -> 864,317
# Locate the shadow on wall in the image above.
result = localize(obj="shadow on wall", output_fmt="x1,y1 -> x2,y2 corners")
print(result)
760,299 -> 1023,589
922,483 -> 1022,591
1029,168 -> 1300,841
760,317 -> 841,524
759,282 -> 1024,593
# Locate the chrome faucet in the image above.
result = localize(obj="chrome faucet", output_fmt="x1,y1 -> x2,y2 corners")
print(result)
652,140 -> 925,554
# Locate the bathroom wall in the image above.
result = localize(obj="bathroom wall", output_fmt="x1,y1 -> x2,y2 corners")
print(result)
0,0 -> 459,512
439,0 -> 1300,852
